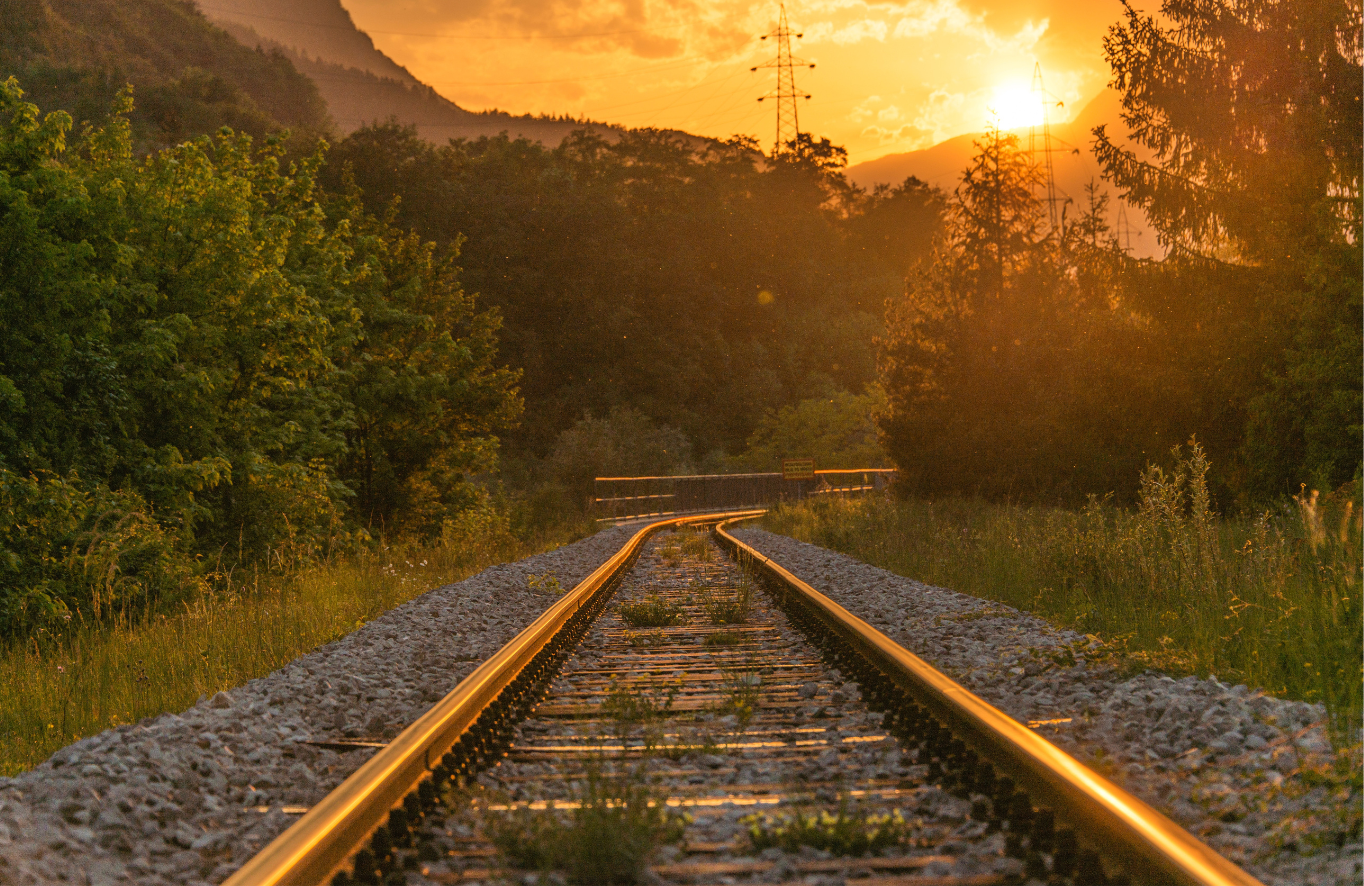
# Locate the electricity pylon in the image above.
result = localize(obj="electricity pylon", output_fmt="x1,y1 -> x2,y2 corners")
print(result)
1029,63 -> 1064,234
751,4 -> 815,155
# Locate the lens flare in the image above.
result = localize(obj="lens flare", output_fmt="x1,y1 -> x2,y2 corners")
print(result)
986,82 -> 1045,130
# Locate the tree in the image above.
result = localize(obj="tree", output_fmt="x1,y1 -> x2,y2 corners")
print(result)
878,128 -> 1164,500
1095,0 -> 1362,496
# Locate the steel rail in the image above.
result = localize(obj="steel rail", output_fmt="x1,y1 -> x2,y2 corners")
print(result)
714,517 -> 1265,886
224,510 -> 764,886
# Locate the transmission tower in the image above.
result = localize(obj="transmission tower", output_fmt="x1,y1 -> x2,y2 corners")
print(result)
751,4 -> 814,155
1116,202 -> 1134,253
1029,63 -> 1064,235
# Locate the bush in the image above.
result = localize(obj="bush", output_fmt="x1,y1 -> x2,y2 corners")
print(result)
546,407 -> 694,505
0,470 -> 198,636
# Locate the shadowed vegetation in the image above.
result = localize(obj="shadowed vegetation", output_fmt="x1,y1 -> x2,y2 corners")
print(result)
485,765 -> 687,885
765,445 -> 1362,747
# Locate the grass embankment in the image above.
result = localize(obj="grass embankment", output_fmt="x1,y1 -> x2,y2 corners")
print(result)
765,447 -> 1361,748
0,516 -> 594,776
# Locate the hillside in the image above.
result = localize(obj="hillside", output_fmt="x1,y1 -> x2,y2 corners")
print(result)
196,0 -> 610,145
848,90 -> 1161,256
0,0 -> 329,148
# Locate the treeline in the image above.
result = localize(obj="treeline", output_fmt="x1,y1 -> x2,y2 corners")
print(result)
322,126 -> 940,508
0,80 -> 518,635
0,75 -> 936,636
323,127 -> 941,457
879,0 -> 1362,506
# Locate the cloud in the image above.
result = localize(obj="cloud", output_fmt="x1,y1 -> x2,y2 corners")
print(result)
804,18 -> 890,44
860,121 -> 934,147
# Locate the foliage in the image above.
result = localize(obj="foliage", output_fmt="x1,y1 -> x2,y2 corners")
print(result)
745,804 -> 911,854
879,126 -> 1156,501
0,80 -> 519,636
486,765 -> 686,884
765,446 -> 1362,748
878,1 -> 1360,506
736,387 -> 889,472
0,469 -> 197,636
1094,0 -> 1362,498
0,0 -> 329,150
323,123 -> 944,464
0,510 -> 534,775
545,407 -> 693,504
617,595 -> 686,628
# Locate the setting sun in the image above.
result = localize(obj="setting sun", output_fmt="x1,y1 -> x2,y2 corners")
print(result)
987,81 -> 1045,130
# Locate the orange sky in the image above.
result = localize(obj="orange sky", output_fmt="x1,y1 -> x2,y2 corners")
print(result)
339,0 -> 1128,164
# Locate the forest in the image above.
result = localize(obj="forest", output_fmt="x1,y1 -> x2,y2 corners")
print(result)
0,0 -> 1359,643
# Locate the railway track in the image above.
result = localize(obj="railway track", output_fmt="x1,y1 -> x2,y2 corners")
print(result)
226,512 -> 1266,886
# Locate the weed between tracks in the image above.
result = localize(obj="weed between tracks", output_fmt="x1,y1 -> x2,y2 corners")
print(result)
680,530 -> 713,562
698,578 -> 753,625
485,764 -> 687,885
744,802 -> 913,855
618,595 -> 686,628
603,680 -> 680,752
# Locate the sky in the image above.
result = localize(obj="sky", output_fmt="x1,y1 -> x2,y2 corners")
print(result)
338,0 -> 1127,164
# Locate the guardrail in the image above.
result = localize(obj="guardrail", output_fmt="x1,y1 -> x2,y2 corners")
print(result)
593,468 -> 896,521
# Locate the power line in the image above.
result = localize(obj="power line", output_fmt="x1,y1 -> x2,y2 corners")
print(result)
751,4 -> 814,154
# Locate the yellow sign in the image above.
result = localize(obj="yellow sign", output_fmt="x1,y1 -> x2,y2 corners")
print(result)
781,458 -> 815,480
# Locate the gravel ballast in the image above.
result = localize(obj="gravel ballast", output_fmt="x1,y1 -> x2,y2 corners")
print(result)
0,526 -> 637,886
2,522 -> 1356,885
733,527 -> 1361,886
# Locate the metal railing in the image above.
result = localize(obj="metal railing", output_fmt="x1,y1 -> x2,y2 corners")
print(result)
592,468 -> 896,521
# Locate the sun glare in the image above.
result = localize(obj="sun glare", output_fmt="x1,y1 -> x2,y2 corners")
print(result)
987,82 -> 1045,130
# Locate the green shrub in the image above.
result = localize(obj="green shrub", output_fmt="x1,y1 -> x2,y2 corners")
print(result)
0,469 -> 198,637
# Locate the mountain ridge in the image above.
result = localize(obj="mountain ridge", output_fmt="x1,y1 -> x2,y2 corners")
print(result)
195,0 -> 620,146
847,89 -> 1160,255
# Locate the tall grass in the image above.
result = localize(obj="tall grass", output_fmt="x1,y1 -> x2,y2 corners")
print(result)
0,512 -> 591,776
765,443 -> 1361,748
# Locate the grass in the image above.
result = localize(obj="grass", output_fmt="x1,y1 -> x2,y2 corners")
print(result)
485,764 -> 686,884
744,803 -> 911,854
0,517 -> 589,776
618,595 -> 686,628
715,665 -> 761,730
602,680 -> 679,751
764,442 -> 1362,749
680,530 -> 712,562
699,578 -> 753,625
703,631 -> 745,647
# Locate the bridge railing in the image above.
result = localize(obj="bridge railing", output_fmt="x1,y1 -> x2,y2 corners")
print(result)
592,468 -> 896,522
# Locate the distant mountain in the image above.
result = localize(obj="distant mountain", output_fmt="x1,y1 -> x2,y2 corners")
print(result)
195,0 -> 613,146
0,0 -> 329,149
192,0 -> 418,85
847,90 -> 1161,257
